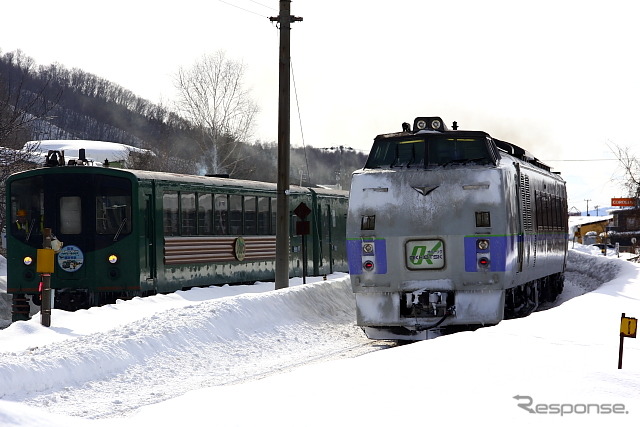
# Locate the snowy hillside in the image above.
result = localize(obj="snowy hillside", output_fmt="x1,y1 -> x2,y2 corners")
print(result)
1,246 -> 639,426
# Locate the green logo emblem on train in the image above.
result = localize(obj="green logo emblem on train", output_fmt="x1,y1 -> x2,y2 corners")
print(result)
406,240 -> 444,269
234,237 -> 246,261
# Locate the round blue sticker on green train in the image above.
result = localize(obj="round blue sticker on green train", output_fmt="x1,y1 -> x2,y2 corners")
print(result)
57,245 -> 84,272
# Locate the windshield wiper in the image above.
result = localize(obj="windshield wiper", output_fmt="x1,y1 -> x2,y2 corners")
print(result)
113,217 -> 127,242
442,157 -> 486,167
26,218 -> 36,242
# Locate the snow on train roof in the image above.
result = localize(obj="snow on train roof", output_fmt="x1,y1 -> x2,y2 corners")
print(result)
125,168 -> 281,191
23,140 -> 152,164
126,169 -> 347,196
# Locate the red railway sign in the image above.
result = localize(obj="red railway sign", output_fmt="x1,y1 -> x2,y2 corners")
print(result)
611,198 -> 636,207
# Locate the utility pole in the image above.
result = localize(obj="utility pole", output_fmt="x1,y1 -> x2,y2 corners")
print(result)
585,199 -> 591,216
270,1 -> 302,290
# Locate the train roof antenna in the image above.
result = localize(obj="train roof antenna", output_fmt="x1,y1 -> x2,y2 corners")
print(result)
452,121 -> 459,130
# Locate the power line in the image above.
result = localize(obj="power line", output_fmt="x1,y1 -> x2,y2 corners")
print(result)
217,0 -> 269,18
248,0 -> 277,11
542,159 -> 617,162
290,59 -> 311,184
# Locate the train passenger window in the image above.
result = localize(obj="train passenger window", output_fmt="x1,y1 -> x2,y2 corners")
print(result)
257,197 -> 270,235
198,193 -> 213,235
60,196 -> 82,234
163,192 -> 179,236
214,194 -> 228,234
181,193 -> 196,235
544,195 -> 552,230
244,196 -> 257,235
229,195 -> 242,234
554,197 -> 563,229
271,198 -> 277,234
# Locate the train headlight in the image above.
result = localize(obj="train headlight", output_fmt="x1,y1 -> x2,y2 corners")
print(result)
23,256 -> 33,266
363,260 -> 375,271
477,239 -> 490,250
413,116 -> 447,132
362,243 -> 374,254
415,119 -> 427,130
108,254 -> 118,264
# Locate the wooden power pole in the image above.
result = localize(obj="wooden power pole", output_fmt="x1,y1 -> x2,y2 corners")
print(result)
270,1 -> 302,290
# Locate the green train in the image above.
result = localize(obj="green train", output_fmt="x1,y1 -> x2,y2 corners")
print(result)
6,152 -> 348,321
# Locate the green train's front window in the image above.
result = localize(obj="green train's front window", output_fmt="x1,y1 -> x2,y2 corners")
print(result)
9,176 -> 44,241
95,176 -> 132,236
365,135 -> 497,169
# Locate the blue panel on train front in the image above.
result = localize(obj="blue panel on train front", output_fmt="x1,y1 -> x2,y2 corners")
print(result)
464,235 -> 508,272
346,238 -> 387,275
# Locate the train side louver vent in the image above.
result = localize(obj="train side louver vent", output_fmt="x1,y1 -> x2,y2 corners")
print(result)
520,174 -> 533,232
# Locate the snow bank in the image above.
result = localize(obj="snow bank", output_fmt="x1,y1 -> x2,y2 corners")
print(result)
1,248 -> 639,426
0,274 -> 355,399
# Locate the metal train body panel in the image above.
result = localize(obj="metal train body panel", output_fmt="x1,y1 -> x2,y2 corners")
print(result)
6,165 -> 348,320
347,117 -> 568,340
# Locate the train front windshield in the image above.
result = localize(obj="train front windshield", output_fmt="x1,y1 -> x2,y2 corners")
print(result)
365,134 -> 498,169
9,173 -> 132,246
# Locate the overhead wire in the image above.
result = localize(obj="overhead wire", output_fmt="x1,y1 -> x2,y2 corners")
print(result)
290,59 -> 312,185
215,1 -> 313,185
217,0 -> 270,18
247,0 -> 277,11
542,159 -> 618,162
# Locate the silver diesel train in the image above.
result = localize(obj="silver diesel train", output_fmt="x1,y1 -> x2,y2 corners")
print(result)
347,117 -> 568,340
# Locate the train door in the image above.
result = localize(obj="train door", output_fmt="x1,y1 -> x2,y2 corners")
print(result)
50,180 -> 93,284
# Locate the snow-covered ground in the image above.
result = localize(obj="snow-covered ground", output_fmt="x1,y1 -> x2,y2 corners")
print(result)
1,245 -> 639,426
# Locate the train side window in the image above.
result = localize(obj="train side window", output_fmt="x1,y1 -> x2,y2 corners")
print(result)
534,191 -> 542,230
229,195 -> 242,234
257,197 -> 270,235
60,196 -> 82,234
198,193 -> 213,235
271,198 -> 277,235
214,194 -> 228,235
163,192 -> 179,236
544,194 -> 552,230
244,196 -> 257,235
181,193 -> 196,235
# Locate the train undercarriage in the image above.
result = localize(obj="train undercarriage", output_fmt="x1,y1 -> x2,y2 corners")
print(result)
504,272 -> 564,319
361,272 -> 565,341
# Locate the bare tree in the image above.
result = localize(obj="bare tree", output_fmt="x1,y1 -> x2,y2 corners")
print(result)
125,145 -> 197,174
173,51 -> 259,175
0,146 -> 40,250
0,50 -> 61,148
609,142 -> 640,199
